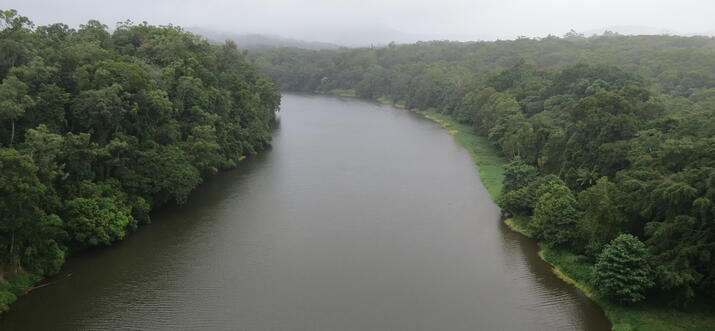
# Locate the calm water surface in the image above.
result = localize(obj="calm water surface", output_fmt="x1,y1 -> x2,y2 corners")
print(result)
0,94 -> 610,330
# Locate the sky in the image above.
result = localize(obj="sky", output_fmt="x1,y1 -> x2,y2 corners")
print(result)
4,0 -> 715,44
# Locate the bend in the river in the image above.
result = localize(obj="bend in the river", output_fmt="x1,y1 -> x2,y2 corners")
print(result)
0,94 -> 610,330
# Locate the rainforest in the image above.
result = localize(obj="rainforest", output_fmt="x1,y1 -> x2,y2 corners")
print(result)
2,6 -> 715,331
252,35 -> 715,329
0,9 -> 279,311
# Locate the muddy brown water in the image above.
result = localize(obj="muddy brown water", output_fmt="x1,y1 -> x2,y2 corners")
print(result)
0,94 -> 610,330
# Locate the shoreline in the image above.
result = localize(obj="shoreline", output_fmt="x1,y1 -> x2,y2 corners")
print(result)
0,155 -> 259,315
331,89 -> 715,330
0,273 -> 40,313
8,89 -> 712,329
408,101 -> 715,331
327,89 -> 506,200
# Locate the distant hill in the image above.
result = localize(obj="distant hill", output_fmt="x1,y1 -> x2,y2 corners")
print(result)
187,27 -> 341,50
186,25 -> 481,49
583,25 -> 677,36
583,25 -> 715,38
296,25 -> 420,46
188,26 -> 714,50
263,25 -> 492,47
697,30 -> 715,37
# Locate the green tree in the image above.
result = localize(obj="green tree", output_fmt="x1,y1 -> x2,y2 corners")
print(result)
498,187 -> 532,216
63,181 -> 136,247
0,148 -> 63,273
22,124 -> 65,184
578,177 -> 627,256
136,145 -> 201,205
0,12 -> 279,282
20,213 -> 66,275
69,84 -> 126,144
0,148 -> 40,268
531,181 -> 581,247
499,157 -> 540,216
0,76 -> 33,146
0,10 -> 35,76
502,157 -> 539,193
595,234 -> 654,304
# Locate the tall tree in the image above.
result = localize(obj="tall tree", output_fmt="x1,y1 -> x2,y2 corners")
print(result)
0,76 -> 33,146
595,234 -> 654,304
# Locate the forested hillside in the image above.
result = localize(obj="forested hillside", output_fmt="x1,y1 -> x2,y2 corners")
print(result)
0,10 -> 279,309
186,28 -> 341,51
254,35 -> 715,309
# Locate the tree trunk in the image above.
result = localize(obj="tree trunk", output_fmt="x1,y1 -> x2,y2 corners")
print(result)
10,231 -> 15,272
10,119 -> 15,146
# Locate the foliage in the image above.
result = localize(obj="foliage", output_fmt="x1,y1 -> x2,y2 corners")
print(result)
595,234 -> 655,304
0,10 -> 279,295
254,31 -> 715,308
540,245 -> 715,331
531,181 -> 581,247
578,177 -> 628,256
0,272 -> 41,312
502,157 -> 538,193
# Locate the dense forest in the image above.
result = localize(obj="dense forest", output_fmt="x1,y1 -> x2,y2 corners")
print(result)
0,9 -> 279,305
254,34 -> 715,307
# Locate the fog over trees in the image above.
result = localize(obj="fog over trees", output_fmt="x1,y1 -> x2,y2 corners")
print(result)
2,1 -> 715,329
5,0 -> 715,45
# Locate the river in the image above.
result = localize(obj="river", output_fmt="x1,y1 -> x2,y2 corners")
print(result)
0,94 -> 610,330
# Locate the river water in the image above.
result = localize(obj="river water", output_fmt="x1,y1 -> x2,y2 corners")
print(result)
0,94 -> 610,330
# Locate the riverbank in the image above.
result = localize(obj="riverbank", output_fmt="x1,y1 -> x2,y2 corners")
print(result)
332,90 -> 506,200
0,272 -> 40,313
336,89 -> 715,330
4,93 -> 613,329
507,216 -> 715,331
408,108 -> 505,200
415,101 -> 715,330
0,154 -> 260,315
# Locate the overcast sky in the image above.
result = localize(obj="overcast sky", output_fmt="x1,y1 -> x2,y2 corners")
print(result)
5,0 -> 715,44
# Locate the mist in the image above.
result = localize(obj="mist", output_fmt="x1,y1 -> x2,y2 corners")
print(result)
4,0 -> 715,46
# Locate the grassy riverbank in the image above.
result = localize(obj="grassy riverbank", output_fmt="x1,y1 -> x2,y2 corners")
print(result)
376,97 -> 406,109
370,96 -> 715,330
506,215 -> 715,331
329,89 -> 357,97
314,92 -> 715,330
412,109 -> 505,200
321,91 -> 506,200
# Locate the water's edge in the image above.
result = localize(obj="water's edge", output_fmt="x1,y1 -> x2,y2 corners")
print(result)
0,148 -> 271,314
340,93 -> 614,329
1,94 -> 612,330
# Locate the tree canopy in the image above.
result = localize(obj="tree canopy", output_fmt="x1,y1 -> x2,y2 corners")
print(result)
0,10 -> 279,280
254,32 -> 715,305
